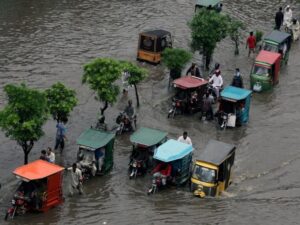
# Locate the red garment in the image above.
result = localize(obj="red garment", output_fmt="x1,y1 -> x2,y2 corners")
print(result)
247,36 -> 256,49
152,163 -> 172,176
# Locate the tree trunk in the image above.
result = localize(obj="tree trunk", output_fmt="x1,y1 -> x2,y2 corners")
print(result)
234,40 -> 239,55
21,140 -> 34,165
205,54 -> 211,70
100,101 -> 108,115
134,84 -> 140,107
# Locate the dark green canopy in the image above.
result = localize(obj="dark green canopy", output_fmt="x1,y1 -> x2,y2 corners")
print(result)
264,30 -> 291,45
195,0 -> 220,7
76,128 -> 115,150
130,127 -> 167,147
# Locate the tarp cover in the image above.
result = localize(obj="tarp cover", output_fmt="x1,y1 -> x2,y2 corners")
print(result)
221,86 -> 252,101
199,140 -> 235,165
14,160 -> 64,180
255,50 -> 281,65
195,0 -> 220,7
173,76 -> 208,89
141,30 -> 171,38
77,128 -> 115,150
130,127 -> 167,147
154,139 -> 193,162
264,30 -> 291,44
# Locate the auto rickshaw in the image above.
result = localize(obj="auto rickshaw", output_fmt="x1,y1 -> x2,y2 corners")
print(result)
168,76 -> 208,118
76,128 -> 115,179
195,0 -> 223,13
191,140 -> 235,198
148,139 -> 193,194
262,30 -> 292,66
136,29 -> 172,64
250,50 -> 281,92
216,86 -> 252,129
5,160 -> 64,220
129,127 -> 168,179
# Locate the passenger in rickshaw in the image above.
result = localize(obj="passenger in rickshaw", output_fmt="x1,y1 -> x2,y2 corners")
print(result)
151,162 -> 172,186
78,148 -> 97,175
186,63 -> 202,78
95,147 -> 105,172
189,91 -> 199,108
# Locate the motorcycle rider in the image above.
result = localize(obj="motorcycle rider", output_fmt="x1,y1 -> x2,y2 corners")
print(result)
123,100 -> 136,130
209,69 -> 223,98
149,162 -> 172,192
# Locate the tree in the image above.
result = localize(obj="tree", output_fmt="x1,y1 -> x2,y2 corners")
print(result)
82,58 -> 123,115
45,82 -> 78,123
121,61 -> 148,107
161,48 -> 192,80
255,30 -> 264,50
0,84 -> 48,164
228,18 -> 245,55
189,9 -> 230,70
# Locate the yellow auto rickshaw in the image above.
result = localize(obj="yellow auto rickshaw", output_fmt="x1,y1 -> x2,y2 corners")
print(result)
190,140 -> 235,197
136,29 -> 172,64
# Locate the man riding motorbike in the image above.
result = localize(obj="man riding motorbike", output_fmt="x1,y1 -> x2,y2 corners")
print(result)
148,162 -> 172,193
209,69 -> 223,98
231,68 -> 244,88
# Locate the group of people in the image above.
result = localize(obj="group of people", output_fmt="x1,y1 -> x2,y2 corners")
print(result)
39,147 -> 55,163
275,5 -> 293,31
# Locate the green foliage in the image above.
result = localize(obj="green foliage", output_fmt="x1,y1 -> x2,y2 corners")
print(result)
82,58 -> 123,114
255,30 -> 264,44
227,18 -> 245,55
189,9 -> 230,57
120,61 -> 148,85
161,48 -> 192,71
45,82 -> 77,122
0,84 -> 48,164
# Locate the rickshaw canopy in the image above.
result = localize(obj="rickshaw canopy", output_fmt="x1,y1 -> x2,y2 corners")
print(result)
255,50 -> 281,66
173,76 -> 208,90
130,127 -> 167,147
154,139 -> 193,162
264,30 -> 291,45
221,86 -> 252,101
195,0 -> 220,7
198,140 -> 235,166
140,30 -> 171,38
77,128 -> 115,150
13,160 -> 64,181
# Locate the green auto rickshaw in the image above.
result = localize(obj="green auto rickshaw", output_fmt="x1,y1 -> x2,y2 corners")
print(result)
76,128 -> 115,179
262,30 -> 292,66
191,140 -> 235,198
129,127 -> 168,179
195,0 -> 222,13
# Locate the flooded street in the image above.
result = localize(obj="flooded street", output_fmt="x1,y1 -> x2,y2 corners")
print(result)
1,0 -> 300,224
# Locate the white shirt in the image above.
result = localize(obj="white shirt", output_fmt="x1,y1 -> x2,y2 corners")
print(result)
70,168 -> 83,187
177,136 -> 192,145
47,152 -> 55,163
209,74 -> 223,88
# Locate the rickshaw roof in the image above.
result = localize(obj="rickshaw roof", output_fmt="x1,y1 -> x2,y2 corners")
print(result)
264,30 -> 291,44
255,50 -> 281,65
221,86 -> 252,101
130,127 -> 168,147
141,30 -> 171,38
173,76 -> 208,89
199,140 -> 235,166
77,128 -> 115,150
195,0 -> 220,7
13,160 -> 64,181
154,139 -> 193,162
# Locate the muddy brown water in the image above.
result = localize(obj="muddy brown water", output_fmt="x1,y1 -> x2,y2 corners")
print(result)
0,0 -> 300,224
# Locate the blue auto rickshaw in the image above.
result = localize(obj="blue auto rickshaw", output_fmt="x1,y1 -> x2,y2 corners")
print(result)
217,86 -> 252,129
148,139 -> 193,194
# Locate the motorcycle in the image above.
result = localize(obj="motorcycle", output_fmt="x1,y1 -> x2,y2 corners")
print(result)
217,111 -> 228,130
147,176 -> 164,195
129,159 -> 145,179
115,112 -> 136,135
5,193 -> 30,220
167,98 -> 182,118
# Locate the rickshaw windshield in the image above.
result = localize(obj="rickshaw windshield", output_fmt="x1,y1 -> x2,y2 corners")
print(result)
192,165 -> 216,183
253,66 -> 271,77
140,35 -> 155,52
263,43 -> 278,52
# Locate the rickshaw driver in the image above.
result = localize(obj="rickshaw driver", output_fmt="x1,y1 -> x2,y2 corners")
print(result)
209,70 -> 223,98
150,162 -> 172,189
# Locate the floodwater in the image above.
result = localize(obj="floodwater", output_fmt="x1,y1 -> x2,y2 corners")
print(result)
0,0 -> 300,224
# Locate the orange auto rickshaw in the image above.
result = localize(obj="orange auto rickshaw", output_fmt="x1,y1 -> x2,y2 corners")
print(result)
5,160 -> 64,220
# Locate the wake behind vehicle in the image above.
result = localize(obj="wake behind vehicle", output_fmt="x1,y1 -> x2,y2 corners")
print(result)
148,139 -> 193,194
195,0 -> 222,13
262,30 -> 292,66
76,128 -> 115,179
250,50 -> 281,92
191,140 -> 235,197
129,127 -> 168,179
137,30 -> 172,64
216,86 -> 252,129
168,76 -> 208,118
5,160 -> 64,220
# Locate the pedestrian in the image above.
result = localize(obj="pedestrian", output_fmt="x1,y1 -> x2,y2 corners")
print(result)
46,147 -> 55,163
54,118 -> 67,152
283,5 -> 293,28
186,63 -> 202,78
177,131 -> 192,145
40,150 -> 48,161
122,70 -> 130,95
246,32 -> 256,57
231,68 -> 244,88
275,7 -> 284,30
69,163 -> 83,196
